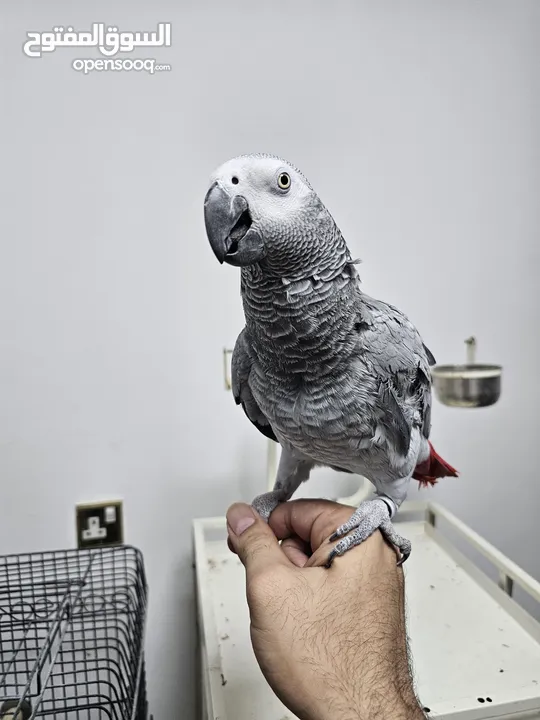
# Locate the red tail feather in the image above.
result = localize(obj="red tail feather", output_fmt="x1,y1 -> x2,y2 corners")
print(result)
413,442 -> 458,489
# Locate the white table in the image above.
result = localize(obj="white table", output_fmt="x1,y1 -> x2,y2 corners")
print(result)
194,502 -> 540,719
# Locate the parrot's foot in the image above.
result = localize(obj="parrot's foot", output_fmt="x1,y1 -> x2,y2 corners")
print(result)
327,498 -> 411,567
251,491 -> 283,522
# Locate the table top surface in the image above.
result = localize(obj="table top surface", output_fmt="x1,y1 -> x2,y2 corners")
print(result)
197,519 -> 540,720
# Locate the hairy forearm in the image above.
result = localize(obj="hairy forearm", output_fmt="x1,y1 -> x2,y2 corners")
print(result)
239,507 -> 427,720
314,676 -> 425,720
316,640 -> 425,720
317,557 -> 425,720
281,607 -> 425,720
312,650 -> 426,720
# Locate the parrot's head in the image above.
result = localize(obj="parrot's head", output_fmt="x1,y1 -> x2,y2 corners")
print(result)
204,154 -> 343,274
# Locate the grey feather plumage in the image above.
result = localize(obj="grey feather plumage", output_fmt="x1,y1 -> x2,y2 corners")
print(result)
205,153 -> 457,563
234,262 -> 433,495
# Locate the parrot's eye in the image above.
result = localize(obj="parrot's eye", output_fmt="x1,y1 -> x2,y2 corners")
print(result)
277,172 -> 291,190
231,176 -> 239,185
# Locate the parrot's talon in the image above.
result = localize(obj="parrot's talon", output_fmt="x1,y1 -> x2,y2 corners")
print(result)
325,548 -> 340,568
325,542 -> 348,567
324,499 -> 412,567
396,552 -> 409,567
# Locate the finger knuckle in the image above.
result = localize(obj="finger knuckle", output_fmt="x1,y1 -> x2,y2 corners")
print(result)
242,537 -> 271,566
249,566 -> 289,603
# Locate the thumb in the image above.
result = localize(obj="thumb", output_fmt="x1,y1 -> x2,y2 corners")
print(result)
226,503 -> 290,577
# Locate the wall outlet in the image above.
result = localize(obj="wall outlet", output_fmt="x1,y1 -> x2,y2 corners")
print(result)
83,516 -> 106,540
76,500 -> 124,549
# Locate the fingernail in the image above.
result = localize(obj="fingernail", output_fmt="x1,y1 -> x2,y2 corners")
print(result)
227,504 -> 256,536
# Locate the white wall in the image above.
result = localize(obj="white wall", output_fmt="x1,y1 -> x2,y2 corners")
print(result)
1,1 -> 539,717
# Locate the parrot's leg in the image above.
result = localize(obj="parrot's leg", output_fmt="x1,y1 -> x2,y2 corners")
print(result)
326,497 -> 411,566
251,447 -> 315,521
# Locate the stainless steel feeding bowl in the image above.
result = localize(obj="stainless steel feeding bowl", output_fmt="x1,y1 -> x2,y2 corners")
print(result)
431,336 -> 502,408
432,363 -> 502,408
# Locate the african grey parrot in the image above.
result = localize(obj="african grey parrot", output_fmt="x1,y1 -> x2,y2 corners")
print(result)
204,153 -> 457,564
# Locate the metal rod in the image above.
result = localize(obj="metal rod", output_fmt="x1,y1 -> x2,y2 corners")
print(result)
266,439 -> 278,491
337,476 -> 372,506
465,336 -> 476,365
223,348 -> 232,390
15,557 -> 94,717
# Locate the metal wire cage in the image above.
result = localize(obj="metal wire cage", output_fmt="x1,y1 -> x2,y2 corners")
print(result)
0,545 -> 150,720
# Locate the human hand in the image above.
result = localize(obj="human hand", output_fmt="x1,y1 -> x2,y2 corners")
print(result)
226,499 -> 425,720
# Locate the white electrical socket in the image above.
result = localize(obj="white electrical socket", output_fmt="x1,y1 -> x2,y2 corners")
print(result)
82,516 -> 107,541
76,500 -> 123,548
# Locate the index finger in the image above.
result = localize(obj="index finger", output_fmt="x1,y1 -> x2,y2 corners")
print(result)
268,499 -> 355,553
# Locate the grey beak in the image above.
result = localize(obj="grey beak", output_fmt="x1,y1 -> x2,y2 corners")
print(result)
204,182 -> 249,264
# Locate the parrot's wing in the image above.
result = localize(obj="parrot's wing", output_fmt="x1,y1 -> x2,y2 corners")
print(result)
232,328 -> 278,442
423,343 -> 436,366
358,295 -> 434,453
